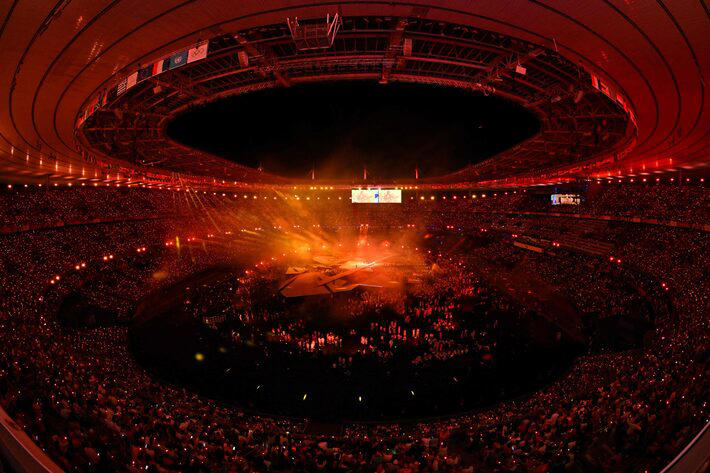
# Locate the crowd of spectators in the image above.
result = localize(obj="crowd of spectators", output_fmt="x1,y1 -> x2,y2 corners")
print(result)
575,183 -> 708,224
0,184 -> 706,472
1,180 -> 705,234
208,261 -> 501,369
0,186 -> 192,229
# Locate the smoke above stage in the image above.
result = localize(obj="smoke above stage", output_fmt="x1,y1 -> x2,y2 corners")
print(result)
278,231 -> 428,298
182,189 -> 429,277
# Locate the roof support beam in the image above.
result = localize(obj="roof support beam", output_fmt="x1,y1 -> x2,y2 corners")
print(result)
380,18 -> 408,84
234,32 -> 291,87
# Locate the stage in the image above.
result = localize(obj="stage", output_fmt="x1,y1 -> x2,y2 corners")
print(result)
279,253 -> 426,298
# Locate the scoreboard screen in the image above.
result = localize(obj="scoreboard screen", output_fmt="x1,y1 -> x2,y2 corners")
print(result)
551,194 -> 581,205
351,189 -> 402,203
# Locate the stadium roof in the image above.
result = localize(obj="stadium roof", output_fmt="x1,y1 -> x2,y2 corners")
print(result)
0,1 -> 707,188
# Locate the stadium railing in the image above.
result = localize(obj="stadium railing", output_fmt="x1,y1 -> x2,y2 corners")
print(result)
658,420 -> 710,473
0,407 -> 63,473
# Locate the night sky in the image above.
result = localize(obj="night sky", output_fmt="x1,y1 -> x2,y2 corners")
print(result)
167,81 -> 539,180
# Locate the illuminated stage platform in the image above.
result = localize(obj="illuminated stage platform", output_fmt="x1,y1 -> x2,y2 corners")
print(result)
279,254 -> 425,298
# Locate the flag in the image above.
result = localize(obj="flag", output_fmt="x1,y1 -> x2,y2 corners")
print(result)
598,80 -> 611,97
152,59 -> 166,76
116,79 -> 127,95
590,73 -> 599,90
187,41 -> 208,63
403,38 -> 412,56
238,50 -> 249,67
137,65 -> 153,82
616,93 -> 627,112
629,110 -> 637,127
168,50 -> 188,69
515,64 -> 527,75
126,71 -> 138,89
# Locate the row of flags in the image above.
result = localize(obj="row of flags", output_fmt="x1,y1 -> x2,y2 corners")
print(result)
77,40 -> 209,128
590,72 -> 637,128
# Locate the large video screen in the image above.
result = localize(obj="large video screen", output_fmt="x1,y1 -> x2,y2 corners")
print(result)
550,194 -> 581,205
351,189 -> 402,203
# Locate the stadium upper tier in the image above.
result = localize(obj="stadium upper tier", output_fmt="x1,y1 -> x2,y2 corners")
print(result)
0,1 -> 707,188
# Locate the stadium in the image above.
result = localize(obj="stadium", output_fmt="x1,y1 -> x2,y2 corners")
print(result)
0,2 -> 708,472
